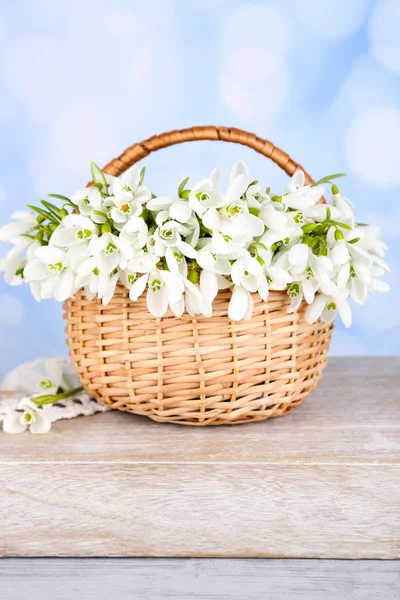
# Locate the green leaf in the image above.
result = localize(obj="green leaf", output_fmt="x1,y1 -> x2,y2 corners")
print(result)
347,237 -> 361,244
178,176 -> 190,198
326,206 -> 331,220
139,166 -> 146,186
326,219 -> 352,231
41,200 -> 62,219
312,173 -> 347,187
48,194 -> 77,210
26,204 -> 59,224
90,161 -> 109,195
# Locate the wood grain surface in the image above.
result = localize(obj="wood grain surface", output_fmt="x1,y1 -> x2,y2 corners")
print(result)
0,358 -> 399,558
1,559 -> 399,600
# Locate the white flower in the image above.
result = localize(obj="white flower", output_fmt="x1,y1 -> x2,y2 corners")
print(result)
189,168 -> 226,217
119,251 -> 157,292
0,210 -> 37,243
24,246 -> 75,301
129,267 -> 184,317
50,214 -> 98,269
147,195 -> 193,224
106,166 -> 151,226
228,285 -> 254,321
285,244 -> 337,295
2,358 -> 64,397
119,216 -> 148,250
282,170 -> 325,210
331,189 -> 354,226
86,232 -> 133,275
287,279 -> 318,312
72,187 -> 103,217
76,265 -> 119,306
3,398 -> 51,435
231,252 -> 267,297
259,207 -> 302,249
152,220 -> 197,260
0,254 -> 26,286
356,225 -> 388,259
306,291 -> 352,328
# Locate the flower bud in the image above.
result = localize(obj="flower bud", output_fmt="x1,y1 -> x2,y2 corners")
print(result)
188,269 -> 199,284
331,184 -> 339,195
302,223 -> 317,233
60,208 -> 69,218
101,223 -> 112,234
334,229 -> 344,241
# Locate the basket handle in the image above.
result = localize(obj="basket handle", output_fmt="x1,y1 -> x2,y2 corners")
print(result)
102,125 -> 319,186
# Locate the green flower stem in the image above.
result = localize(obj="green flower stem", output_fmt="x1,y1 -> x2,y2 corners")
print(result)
32,386 -> 84,407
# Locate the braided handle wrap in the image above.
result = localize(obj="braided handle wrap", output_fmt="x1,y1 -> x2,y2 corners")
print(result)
101,125 -> 319,191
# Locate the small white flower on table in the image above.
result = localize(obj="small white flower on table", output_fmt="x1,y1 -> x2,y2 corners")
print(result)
3,397 -> 51,434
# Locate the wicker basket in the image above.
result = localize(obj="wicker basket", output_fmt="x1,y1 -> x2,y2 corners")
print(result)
64,126 -> 333,425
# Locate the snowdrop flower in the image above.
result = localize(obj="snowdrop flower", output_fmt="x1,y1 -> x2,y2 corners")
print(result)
129,267 -> 184,317
76,265 -> 119,306
285,243 -> 336,295
0,210 -> 37,243
119,216 -> 148,250
189,168 -> 226,217
306,291 -> 352,328
0,254 -> 26,285
356,225 -> 388,259
169,277 -> 203,318
24,246 -> 75,301
331,185 -> 354,226
86,231 -> 133,275
152,220 -> 197,260
147,195 -> 193,225
3,398 -> 51,434
50,214 -> 99,269
119,251 -> 157,292
2,358 -> 64,397
72,187 -> 103,217
106,166 -> 151,226
287,279 -> 318,313
50,214 -> 98,248
283,170 -> 324,210
259,207 -> 302,249
230,252 -> 268,298
228,285 -> 254,321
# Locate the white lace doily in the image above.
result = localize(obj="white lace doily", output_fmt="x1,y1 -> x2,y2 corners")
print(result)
0,357 -> 110,423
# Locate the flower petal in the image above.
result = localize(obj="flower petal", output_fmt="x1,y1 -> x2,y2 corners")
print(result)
288,243 -> 308,266
305,295 -> 326,324
332,241 -> 350,266
200,270 -> 218,305
129,274 -> 149,301
146,285 -> 168,317
3,412 -> 27,434
338,299 -> 352,328
29,411 -> 51,434
228,285 -> 250,321
169,200 -> 192,224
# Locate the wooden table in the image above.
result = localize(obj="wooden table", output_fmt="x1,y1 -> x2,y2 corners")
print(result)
1,357 -> 399,598
1,357 -> 399,560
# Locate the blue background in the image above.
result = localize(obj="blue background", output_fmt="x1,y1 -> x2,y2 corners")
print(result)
0,0 -> 399,377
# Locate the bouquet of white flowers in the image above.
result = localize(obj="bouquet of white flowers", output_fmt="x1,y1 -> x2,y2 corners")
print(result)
0,160 -> 389,327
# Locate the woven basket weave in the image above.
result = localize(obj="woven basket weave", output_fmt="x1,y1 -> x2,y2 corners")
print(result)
64,126 -> 333,425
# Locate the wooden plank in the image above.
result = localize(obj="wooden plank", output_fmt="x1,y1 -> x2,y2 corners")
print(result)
1,559 -> 399,600
0,358 -> 399,558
